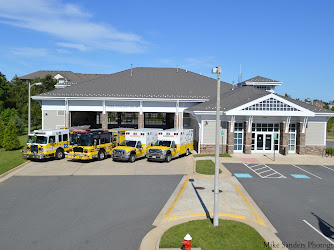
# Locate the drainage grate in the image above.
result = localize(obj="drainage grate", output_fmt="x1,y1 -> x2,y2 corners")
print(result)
195,187 -> 205,190
212,190 -> 223,193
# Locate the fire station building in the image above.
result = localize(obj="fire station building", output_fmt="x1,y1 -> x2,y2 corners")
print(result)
26,67 -> 333,155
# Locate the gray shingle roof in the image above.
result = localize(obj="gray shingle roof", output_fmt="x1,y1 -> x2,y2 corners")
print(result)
186,86 -> 334,114
35,67 -> 232,99
243,76 -> 280,83
19,70 -> 108,82
186,86 -> 268,112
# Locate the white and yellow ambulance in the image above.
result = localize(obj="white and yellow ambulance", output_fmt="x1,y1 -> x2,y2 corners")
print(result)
112,128 -> 162,162
23,129 -> 70,160
146,129 -> 193,162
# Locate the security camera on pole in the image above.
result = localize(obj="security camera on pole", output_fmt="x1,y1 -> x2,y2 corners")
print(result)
212,66 -> 221,227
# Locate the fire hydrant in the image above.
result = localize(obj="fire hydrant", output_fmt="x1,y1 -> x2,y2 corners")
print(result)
182,233 -> 192,250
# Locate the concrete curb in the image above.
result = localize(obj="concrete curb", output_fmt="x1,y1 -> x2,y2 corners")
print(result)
153,175 -> 188,227
0,160 -> 32,183
140,216 -> 286,250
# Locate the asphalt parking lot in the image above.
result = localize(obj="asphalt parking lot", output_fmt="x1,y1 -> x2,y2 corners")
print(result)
15,154 -> 192,176
224,163 -> 334,249
0,175 -> 183,250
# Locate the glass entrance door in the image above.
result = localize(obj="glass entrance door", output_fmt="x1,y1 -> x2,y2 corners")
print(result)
257,134 -> 264,150
256,133 -> 273,152
265,134 -> 272,150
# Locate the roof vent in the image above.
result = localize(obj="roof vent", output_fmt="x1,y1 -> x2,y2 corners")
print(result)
131,64 -> 133,76
176,65 -> 178,73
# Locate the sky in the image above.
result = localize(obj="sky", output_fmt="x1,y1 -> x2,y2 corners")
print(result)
0,0 -> 333,101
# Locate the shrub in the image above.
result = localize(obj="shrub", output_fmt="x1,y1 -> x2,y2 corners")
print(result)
3,122 -> 20,151
326,148 -> 333,154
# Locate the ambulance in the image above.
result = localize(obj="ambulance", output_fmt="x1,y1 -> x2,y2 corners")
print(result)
23,129 -> 70,160
146,129 -> 193,162
108,128 -> 134,147
66,128 -> 112,161
112,128 -> 162,162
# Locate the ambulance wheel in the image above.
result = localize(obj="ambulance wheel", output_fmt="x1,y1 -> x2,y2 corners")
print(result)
186,149 -> 190,156
98,150 -> 106,161
166,154 -> 172,163
129,154 -> 136,163
55,149 -> 64,160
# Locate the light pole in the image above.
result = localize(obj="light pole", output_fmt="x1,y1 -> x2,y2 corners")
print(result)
212,66 -> 221,227
28,82 -> 43,134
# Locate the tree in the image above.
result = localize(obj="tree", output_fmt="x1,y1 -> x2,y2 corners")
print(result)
331,107 -> 334,112
1,108 -> 18,125
0,75 -> 9,113
10,116 -> 24,135
284,93 -> 291,98
3,122 -> 20,151
0,118 -> 5,147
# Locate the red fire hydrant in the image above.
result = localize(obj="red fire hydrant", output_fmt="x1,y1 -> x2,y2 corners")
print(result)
182,233 -> 192,250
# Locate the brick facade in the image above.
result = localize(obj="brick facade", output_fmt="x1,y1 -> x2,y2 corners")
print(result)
243,121 -> 252,154
279,122 -> 288,155
200,145 -> 226,154
296,122 -> 306,155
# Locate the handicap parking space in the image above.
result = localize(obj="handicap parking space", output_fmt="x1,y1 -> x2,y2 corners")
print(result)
224,163 -> 334,181
223,162 -> 334,248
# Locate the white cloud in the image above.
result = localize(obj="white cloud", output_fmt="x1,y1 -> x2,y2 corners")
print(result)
184,56 -> 216,68
57,43 -> 89,51
0,0 -> 145,53
56,48 -> 71,54
10,47 -> 48,57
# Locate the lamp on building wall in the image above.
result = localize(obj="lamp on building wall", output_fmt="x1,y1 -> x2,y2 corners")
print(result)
28,82 -> 43,134
211,66 -> 221,227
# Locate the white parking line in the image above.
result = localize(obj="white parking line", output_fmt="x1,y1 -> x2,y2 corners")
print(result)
244,163 -> 286,178
292,164 -> 322,179
303,220 -> 334,244
321,165 -> 334,172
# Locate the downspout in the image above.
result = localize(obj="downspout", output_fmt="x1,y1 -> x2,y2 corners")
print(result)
195,115 -> 202,154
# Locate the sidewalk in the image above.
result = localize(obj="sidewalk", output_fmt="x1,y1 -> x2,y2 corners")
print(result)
141,158 -> 286,250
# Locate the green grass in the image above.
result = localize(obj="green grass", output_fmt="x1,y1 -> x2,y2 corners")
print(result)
327,132 -> 334,138
196,160 -> 222,175
0,134 -> 28,175
160,219 -> 271,250
193,153 -> 232,158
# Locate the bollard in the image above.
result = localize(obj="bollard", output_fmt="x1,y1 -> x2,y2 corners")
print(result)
182,234 -> 192,250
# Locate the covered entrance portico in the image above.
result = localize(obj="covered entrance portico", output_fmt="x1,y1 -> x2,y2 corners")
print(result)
251,123 -> 280,153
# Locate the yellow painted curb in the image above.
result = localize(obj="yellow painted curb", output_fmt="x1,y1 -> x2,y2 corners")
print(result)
234,184 -> 265,226
164,176 -> 189,220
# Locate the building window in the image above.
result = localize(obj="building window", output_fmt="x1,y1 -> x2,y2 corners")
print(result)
243,98 -> 299,111
288,124 -> 296,152
107,112 -> 138,126
145,113 -> 166,126
234,123 -> 243,151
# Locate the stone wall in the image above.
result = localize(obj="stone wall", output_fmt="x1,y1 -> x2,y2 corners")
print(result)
279,122 -> 288,155
296,122 -> 306,155
200,145 -> 226,154
138,113 -> 144,129
305,145 -> 326,156
226,121 -> 234,154
243,121 -> 252,154
102,113 -> 107,130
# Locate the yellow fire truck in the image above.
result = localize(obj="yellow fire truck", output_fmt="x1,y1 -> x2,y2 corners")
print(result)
65,128 -> 112,161
23,129 -> 70,160
146,129 -> 193,162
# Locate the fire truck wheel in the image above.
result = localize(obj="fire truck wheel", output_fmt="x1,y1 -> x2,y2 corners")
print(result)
166,153 -> 172,163
98,150 -> 106,161
129,153 -> 136,163
186,149 -> 190,156
55,149 -> 64,160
